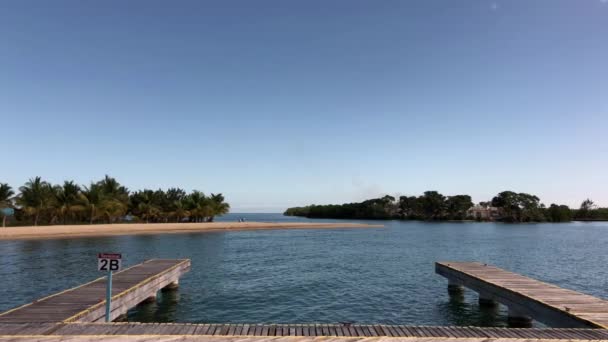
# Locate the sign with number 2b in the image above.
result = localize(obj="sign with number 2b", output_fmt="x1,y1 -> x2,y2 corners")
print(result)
98,253 -> 122,272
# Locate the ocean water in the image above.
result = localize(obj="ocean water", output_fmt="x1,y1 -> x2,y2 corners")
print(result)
0,213 -> 607,327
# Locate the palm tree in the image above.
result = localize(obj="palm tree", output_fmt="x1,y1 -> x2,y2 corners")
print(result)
53,181 -> 84,224
81,183 -> 104,224
184,191 -> 212,222
16,177 -> 54,226
169,200 -> 190,223
130,190 -> 160,223
98,175 -> 127,196
0,183 -> 15,227
96,175 -> 129,222
99,198 -> 128,223
160,188 -> 186,222
208,193 -> 230,222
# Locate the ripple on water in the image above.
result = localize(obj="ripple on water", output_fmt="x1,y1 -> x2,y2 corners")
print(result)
1,216 -> 607,327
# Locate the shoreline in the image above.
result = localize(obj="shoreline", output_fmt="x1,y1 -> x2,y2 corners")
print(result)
0,222 -> 383,241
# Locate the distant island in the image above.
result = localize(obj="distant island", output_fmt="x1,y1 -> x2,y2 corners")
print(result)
0,176 -> 230,227
284,191 -> 608,223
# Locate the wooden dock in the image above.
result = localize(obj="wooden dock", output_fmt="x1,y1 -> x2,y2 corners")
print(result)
1,259 -> 608,340
0,259 -> 190,323
436,261 -> 608,328
1,322 -> 608,340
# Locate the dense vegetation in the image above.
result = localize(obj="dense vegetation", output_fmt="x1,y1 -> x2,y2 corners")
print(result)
572,199 -> 608,221
0,176 -> 229,227
284,190 -> 607,223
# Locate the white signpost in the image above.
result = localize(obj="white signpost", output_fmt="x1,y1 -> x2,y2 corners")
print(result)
98,253 -> 122,322
98,253 -> 122,272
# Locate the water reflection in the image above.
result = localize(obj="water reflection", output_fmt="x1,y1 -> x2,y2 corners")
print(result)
127,289 -> 181,322
1,218 -> 607,326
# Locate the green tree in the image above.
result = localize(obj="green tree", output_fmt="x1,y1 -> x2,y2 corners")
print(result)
164,188 -> 187,222
0,183 -> 15,227
398,196 -> 418,219
418,191 -> 446,220
81,183 -> 104,224
96,175 -> 129,223
445,195 -> 473,220
576,198 -> 596,219
169,199 -> 190,223
546,204 -> 572,222
184,191 -> 211,222
491,191 -> 545,222
53,181 -> 84,224
130,190 -> 161,223
208,193 -> 230,222
16,177 -> 54,226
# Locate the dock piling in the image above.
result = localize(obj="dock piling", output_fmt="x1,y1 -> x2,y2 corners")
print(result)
508,307 -> 533,327
436,261 -> 608,328
447,279 -> 464,295
162,280 -> 179,291
0,259 -> 191,324
478,292 -> 498,307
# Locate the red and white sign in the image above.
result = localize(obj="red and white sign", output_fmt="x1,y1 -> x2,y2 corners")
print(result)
98,253 -> 122,271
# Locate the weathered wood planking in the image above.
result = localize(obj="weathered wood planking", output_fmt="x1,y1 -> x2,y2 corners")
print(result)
436,261 -> 608,328
1,322 -> 608,340
0,259 -> 190,323
0,337 -> 599,342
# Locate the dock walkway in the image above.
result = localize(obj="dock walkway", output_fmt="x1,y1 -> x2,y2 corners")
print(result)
0,259 -> 190,323
436,261 -> 608,328
1,322 -> 608,340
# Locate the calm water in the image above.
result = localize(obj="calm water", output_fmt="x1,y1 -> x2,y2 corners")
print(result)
1,213 -> 607,327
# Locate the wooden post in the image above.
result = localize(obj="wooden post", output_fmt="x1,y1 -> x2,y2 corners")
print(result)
508,307 -> 533,327
141,293 -> 157,304
162,280 -> 179,291
447,279 -> 464,295
478,292 -> 498,307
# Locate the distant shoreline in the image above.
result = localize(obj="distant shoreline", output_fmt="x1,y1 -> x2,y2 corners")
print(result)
0,222 -> 383,241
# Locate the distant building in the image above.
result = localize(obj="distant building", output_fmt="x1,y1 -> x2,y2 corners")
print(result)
468,205 -> 501,221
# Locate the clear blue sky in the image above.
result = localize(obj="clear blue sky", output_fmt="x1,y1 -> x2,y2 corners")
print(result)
1,1 -> 607,212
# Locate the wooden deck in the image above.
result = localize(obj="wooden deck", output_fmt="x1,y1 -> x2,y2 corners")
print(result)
0,338 -> 603,342
1,322 -> 608,340
436,261 -> 608,329
1,259 -> 607,340
0,259 -> 190,324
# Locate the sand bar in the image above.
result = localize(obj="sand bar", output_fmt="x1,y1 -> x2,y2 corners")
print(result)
0,221 -> 383,241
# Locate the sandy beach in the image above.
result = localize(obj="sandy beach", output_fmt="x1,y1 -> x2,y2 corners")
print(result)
0,222 -> 383,241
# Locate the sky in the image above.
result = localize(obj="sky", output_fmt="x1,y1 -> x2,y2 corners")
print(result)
1,0 -> 607,212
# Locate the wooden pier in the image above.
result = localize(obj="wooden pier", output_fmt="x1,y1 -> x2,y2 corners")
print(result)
0,259 -> 190,323
436,261 -> 608,328
1,322 -> 608,340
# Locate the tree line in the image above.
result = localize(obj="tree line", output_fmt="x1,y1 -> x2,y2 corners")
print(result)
0,176 -> 230,227
284,190 -> 608,223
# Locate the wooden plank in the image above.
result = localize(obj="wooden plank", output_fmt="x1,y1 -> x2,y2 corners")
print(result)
346,325 -> 356,337
424,326 -> 443,337
206,324 -> 218,335
5,322 -> 608,340
382,325 -> 395,336
0,259 -> 190,324
194,324 -> 211,335
412,326 -> 427,337
436,261 -> 608,328
252,325 -> 261,336
387,325 -> 402,337
398,325 -> 416,337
